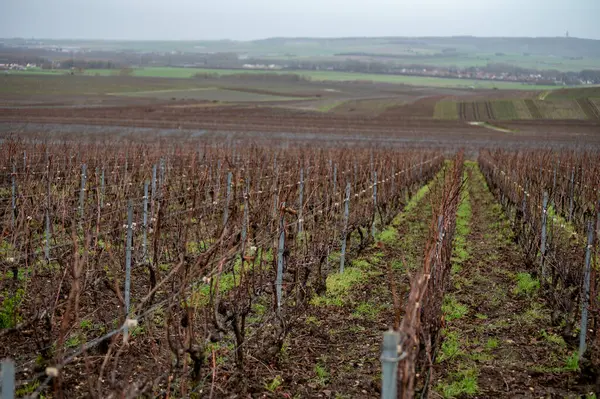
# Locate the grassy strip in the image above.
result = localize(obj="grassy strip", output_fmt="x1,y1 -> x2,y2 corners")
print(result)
310,267 -> 369,307
451,165 -> 472,275
391,165 -> 442,228
312,163 -> 448,306
316,100 -> 348,113
435,162 -> 478,398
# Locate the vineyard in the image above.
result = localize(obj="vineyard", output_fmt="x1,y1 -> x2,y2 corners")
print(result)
1,136 -> 600,398
437,98 -> 600,121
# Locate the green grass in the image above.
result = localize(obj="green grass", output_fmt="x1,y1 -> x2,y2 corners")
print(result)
531,350 -> 582,373
16,381 -> 41,396
265,375 -> 283,392
442,295 -> 469,322
513,273 -> 540,297
540,330 -> 566,347
79,319 -> 93,330
65,334 -> 82,348
352,302 -> 381,320
313,363 -> 330,386
377,226 -> 399,246
310,267 -> 364,307
485,337 -> 499,350
518,302 -> 547,326
564,352 -> 579,371
351,259 -> 371,270
0,288 -> 24,329
393,176 -> 435,226
437,330 -> 464,363
436,367 -> 479,398
451,170 -> 472,274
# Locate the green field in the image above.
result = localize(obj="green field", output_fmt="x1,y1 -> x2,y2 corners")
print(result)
535,99 -> 587,119
438,97 -> 595,121
546,86 -> 600,100
434,101 -> 459,119
512,100 -> 533,119
9,67 -> 565,90
491,100 -> 519,120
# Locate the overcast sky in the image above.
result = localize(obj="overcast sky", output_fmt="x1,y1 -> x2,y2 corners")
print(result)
1,0 -> 599,41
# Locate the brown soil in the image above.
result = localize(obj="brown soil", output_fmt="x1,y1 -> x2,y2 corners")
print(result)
263,172 -> 438,398
2,99 -> 600,146
430,164 -> 594,398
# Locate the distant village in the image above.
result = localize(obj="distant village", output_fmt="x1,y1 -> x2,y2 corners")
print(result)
367,66 -> 598,86
2,40 -> 599,86
0,63 -> 37,71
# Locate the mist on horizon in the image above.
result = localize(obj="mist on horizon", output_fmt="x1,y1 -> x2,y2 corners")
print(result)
1,0 -> 599,41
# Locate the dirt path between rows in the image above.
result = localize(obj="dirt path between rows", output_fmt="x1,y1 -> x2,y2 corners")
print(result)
431,162 -> 592,398
247,168 -> 445,398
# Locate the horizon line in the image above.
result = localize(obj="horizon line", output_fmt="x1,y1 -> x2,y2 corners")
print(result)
2,34 -> 598,42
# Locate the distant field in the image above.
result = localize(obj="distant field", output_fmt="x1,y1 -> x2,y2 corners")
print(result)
0,74 -> 330,105
113,87 -> 304,102
438,98 -> 597,121
535,99 -> 587,120
511,100 -> 533,119
575,98 -> 600,119
0,74 -> 213,96
591,98 -> 600,114
433,101 -> 459,120
546,86 -> 600,100
327,97 -> 408,115
490,100 -> 519,120
10,67 -> 564,90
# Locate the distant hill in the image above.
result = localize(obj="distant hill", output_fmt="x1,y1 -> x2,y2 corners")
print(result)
252,36 -> 600,58
3,36 -> 600,72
